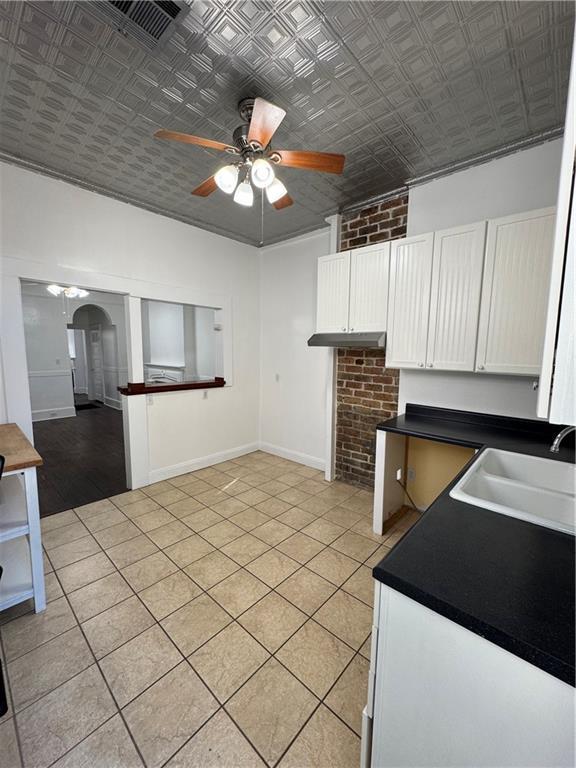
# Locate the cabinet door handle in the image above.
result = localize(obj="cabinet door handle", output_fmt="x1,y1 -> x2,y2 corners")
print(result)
427,363 -> 433,368
350,327 -> 354,332
477,364 -> 485,371
341,327 -> 347,332
418,362 -> 424,368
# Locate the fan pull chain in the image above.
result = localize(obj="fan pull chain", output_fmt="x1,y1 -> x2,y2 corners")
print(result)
260,188 -> 265,246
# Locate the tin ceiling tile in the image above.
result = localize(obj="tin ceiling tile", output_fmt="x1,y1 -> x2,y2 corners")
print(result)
0,0 -> 572,245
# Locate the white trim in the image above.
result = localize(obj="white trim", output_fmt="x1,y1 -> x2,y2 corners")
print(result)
373,430 -> 406,534
259,226 -> 330,253
104,396 -> 122,410
538,38 -> 575,419
258,442 -> 325,471
148,442 -> 260,483
324,348 -> 337,481
32,406 -> 76,422
321,213 -> 342,482
325,214 -> 342,253
28,369 -> 71,378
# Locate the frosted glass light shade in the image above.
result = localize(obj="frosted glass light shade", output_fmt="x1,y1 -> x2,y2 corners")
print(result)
234,179 -> 254,207
214,164 -> 239,194
266,178 -> 287,204
251,158 -> 275,189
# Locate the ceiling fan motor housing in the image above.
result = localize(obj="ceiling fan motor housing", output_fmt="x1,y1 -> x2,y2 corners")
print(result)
237,97 -> 255,124
232,124 -> 251,154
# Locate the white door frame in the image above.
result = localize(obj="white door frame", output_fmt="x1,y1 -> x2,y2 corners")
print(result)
1,257 -> 233,489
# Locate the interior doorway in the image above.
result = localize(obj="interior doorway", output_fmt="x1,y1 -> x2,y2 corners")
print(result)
68,304 -> 119,410
20,282 -> 129,516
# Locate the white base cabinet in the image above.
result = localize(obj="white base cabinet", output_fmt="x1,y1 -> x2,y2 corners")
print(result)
363,583 -> 574,768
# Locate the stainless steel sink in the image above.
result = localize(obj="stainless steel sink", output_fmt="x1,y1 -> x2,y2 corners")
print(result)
450,448 -> 575,535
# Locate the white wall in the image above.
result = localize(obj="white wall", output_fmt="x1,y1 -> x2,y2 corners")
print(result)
407,139 -> 563,236
21,285 -> 76,421
402,139 -> 563,419
144,300 -> 185,367
1,163 -> 260,483
259,228 -> 331,468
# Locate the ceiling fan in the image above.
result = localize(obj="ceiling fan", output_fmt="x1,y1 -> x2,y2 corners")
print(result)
154,97 -> 345,210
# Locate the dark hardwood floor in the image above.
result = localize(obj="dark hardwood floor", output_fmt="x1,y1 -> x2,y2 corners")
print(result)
33,405 -> 128,518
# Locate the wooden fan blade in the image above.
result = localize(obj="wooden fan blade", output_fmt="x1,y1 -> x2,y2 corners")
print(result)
273,194 -> 293,210
154,129 -> 235,153
191,176 -> 217,197
248,98 -> 286,148
276,150 -> 345,174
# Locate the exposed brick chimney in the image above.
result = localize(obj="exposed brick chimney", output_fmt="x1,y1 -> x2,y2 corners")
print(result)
335,193 -> 408,489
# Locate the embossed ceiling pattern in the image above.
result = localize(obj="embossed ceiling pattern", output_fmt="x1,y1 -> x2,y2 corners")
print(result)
0,1 -> 573,244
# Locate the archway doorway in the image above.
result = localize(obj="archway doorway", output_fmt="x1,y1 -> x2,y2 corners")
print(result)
69,304 -> 117,409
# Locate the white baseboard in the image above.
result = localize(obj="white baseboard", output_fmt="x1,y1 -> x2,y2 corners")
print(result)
148,442 -> 260,484
74,387 -> 88,395
258,442 -> 325,471
104,396 -> 122,410
32,406 -> 76,422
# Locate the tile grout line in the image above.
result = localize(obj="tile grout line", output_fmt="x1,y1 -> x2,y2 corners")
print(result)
4,454 -> 411,767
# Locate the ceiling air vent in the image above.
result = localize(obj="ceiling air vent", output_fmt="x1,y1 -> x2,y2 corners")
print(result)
92,0 -> 189,49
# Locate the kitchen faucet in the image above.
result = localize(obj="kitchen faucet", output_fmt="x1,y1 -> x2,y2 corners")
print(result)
550,426 -> 576,453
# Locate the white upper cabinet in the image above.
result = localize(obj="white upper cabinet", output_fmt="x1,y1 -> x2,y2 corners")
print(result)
426,222 -> 486,371
316,244 -> 389,333
387,232 -> 434,368
476,207 -> 556,375
348,243 -> 390,332
316,251 -> 351,333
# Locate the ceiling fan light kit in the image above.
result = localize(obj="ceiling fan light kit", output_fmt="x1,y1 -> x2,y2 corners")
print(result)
154,96 -> 345,212
251,157 -> 275,189
266,178 -> 288,204
234,178 -> 254,207
214,164 -> 239,194
47,285 -> 89,298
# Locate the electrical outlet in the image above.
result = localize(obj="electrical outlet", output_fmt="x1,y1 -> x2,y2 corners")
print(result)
407,467 -> 416,482
203,390 -> 208,400
396,468 -> 402,481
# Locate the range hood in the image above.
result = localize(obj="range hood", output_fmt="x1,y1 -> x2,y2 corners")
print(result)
307,332 -> 386,348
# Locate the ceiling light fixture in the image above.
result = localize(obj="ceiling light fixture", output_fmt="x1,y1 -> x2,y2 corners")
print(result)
214,164 -> 239,194
266,177 -> 288,204
233,176 -> 254,207
251,157 -> 275,189
46,284 -> 89,299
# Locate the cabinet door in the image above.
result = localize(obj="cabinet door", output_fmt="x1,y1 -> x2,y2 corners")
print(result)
426,222 -> 486,371
387,233 -> 434,368
476,208 -> 556,375
349,243 -> 390,332
316,251 -> 351,333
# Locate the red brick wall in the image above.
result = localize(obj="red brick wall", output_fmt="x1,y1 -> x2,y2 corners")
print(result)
335,193 -> 407,488
340,194 -> 408,251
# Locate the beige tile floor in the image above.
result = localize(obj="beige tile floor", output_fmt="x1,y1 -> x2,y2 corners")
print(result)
0,451 -> 419,768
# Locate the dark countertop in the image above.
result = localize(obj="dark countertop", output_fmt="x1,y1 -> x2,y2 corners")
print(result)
377,403 -> 576,460
373,404 -> 575,686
